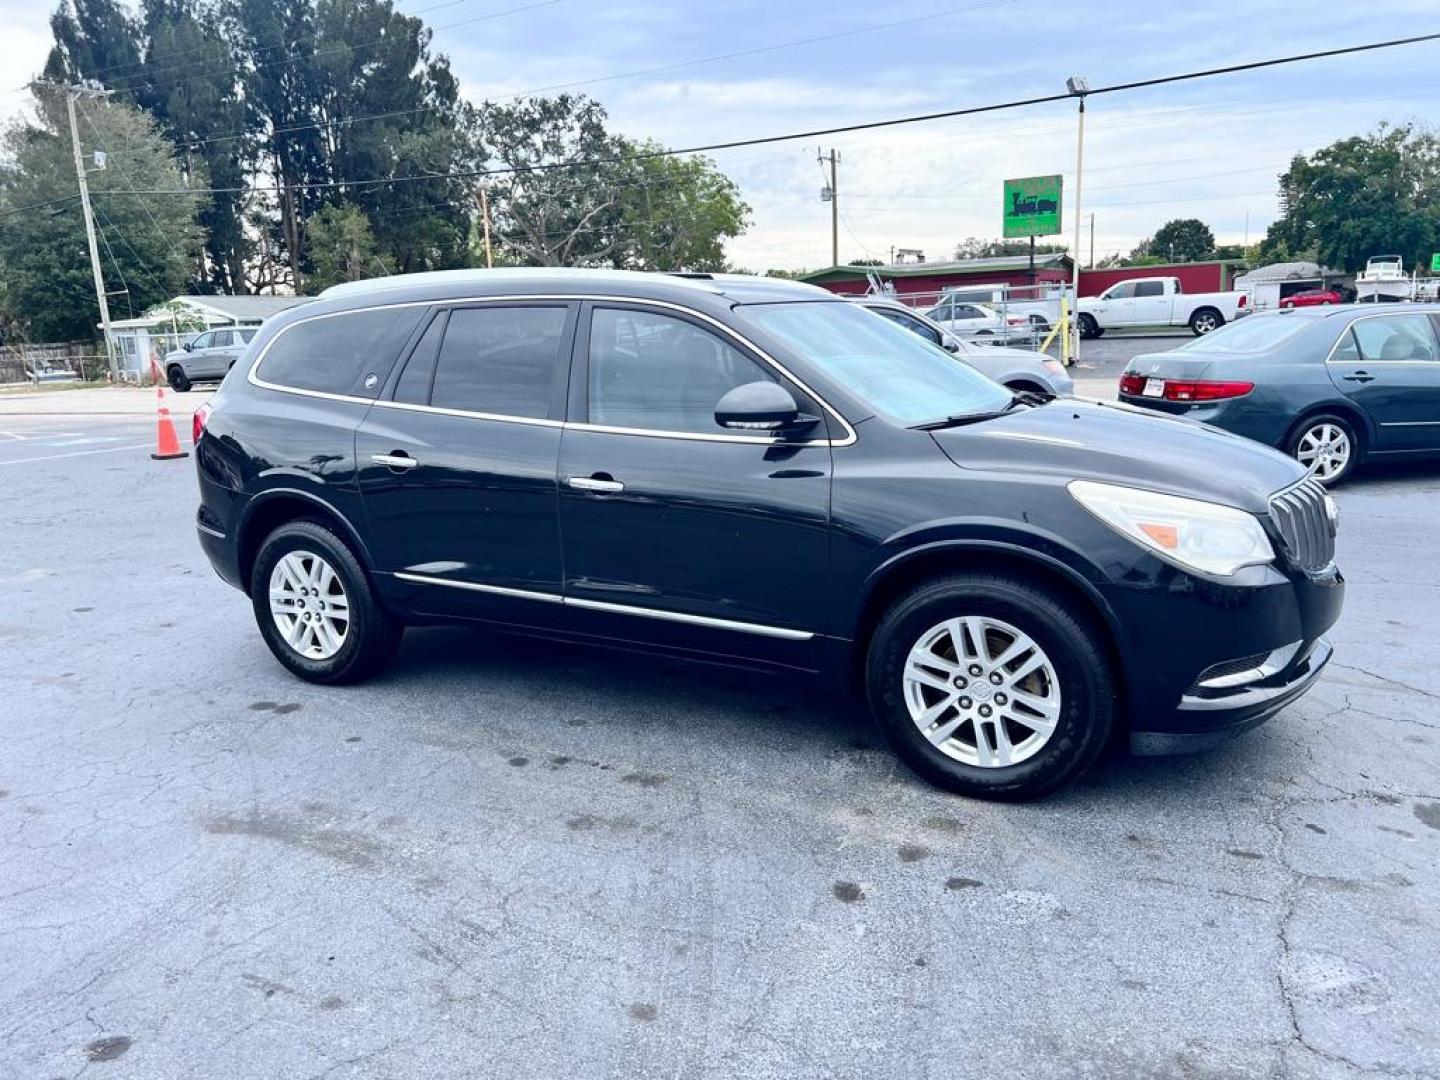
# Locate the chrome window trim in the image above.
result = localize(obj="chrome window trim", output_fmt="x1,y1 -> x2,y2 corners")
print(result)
246,294 -> 856,447
393,570 -> 813,640
1322,310 -> 1440,364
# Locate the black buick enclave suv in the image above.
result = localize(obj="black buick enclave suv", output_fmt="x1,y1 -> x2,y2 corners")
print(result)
194,269 -> 1343,800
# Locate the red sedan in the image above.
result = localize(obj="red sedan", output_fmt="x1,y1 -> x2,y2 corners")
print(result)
1279,288 -> 1343,308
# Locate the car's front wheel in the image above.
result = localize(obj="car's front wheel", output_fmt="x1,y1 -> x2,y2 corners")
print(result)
867,573 -> 1115,800
250,520 -> 402,684
167,365 -> 192,392
1077,313 -> 1102,339
1289,413 -> 1360,485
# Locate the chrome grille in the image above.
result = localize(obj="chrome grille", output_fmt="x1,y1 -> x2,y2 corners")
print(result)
1268,478 -> 1335,573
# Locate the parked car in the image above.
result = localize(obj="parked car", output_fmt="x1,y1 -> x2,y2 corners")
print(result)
853,297 -> 1073,396
1280,289 -> 1343,309
935,282 -> 1062,332
923,297 -> 1037,346
164,326 -> 259,391
1078,276 -> 1250,338
1118,305 -> 1440,484
195,268 -> 1342,800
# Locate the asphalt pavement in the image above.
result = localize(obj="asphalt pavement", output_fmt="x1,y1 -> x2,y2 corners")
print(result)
1,390 -> 1438,1079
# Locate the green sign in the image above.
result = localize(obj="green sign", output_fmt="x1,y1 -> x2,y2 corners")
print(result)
1003,175 -> 1063,238
1431,252 -> 1440,274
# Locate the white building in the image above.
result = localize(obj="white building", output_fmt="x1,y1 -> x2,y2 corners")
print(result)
102,295 -> 311,379
1233,261 -> 1345,311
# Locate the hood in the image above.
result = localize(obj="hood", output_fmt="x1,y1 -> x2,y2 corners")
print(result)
929,398 -> 1303,513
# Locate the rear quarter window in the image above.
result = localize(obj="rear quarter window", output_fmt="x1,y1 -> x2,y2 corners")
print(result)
255,307 -> 422,396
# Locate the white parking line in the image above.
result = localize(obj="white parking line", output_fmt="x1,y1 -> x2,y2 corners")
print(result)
0,443 -> 156,466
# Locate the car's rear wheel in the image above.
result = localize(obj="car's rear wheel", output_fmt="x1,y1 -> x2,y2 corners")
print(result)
1189,308 -> 1223,335
1289,414 -> 1360,485
251,520 -> 402,684
167,365 -> 192,393
1078,313 -> 1102,339
867,574 -> 1115,800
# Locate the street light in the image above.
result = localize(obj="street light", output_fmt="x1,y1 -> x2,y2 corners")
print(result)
1067,75 -> 1089,366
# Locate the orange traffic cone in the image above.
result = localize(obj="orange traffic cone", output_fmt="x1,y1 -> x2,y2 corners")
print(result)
151,384 -> 189,460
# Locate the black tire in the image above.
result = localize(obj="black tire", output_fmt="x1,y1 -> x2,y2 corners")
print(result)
1189,307 -> 1224,336
167,365 -> 192,392
1285,412 -> 1362,487
250,520 -> 402,684
1028,314 -> 1050,331
1077,313 -> 1102,339
866,573 -> 1115,801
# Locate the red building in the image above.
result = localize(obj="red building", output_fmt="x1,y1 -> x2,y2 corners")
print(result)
801,256 -> 1246,302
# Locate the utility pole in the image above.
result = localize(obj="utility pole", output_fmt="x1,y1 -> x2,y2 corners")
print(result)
1066,77 -> 1089,367
478,185 -> 495,268
818,148 -> 840,268
57,83 -> 119,379
1088,212 -> 1096,269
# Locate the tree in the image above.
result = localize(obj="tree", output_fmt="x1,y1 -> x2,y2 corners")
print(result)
476,95 -> 748,270
953,237 -> 1067,260
613,144 -> 749,271
304,201 -> 392,290
847,258 -> 883,266
1146,218 -> 1215,262
0,92 -> 203,341
1260,125 -> 1440,272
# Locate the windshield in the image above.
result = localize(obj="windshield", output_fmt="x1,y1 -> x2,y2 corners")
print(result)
738,301 -> 1012,426
1175,314 -> 1308,355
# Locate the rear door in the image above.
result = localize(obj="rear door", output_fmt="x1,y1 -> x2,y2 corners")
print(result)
556,302 -> 832,668
200,330 -> 236,378
1328,312 -> 1440,451
1131,280 -> 1171,325
356,302 -> 576,624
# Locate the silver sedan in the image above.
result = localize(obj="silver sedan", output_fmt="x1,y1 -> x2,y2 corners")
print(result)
853,298 -> 1073,396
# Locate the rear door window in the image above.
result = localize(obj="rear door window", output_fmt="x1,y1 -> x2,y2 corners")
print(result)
1351,314 -> 1440,362
256,307 -> 422,397
1134,281 -> 1165,297
429,305 -> 568,418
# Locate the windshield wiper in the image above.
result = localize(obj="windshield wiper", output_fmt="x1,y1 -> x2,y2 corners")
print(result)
913,392 -> 1040,431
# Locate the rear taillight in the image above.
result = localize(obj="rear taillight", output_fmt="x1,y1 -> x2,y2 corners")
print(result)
192,401 -> 212,443
1163,380 -> 1254,402
1117,375 -> 1253,401
1238,294 -> 1248,309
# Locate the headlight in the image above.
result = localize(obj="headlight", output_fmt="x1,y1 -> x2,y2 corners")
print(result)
1068,480 -> 1275,576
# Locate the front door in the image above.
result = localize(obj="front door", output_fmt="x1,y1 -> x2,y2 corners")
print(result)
557,303 -> 833,669
357,302 -> 576,625
1130,280 -> 1171,325
1329,313 -> 1440,452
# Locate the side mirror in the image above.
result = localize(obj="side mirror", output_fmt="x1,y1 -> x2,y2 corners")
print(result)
183,341 -> 194,352
714,381 -> 814,433
943,340 -> 959,353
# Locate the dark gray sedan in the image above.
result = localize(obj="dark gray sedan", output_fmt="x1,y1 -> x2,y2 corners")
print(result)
1119,305 -> 1440,484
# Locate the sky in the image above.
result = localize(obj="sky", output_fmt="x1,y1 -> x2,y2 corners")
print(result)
2,0 -> 1438,271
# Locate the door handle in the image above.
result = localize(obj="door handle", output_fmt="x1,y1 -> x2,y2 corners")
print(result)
372,452 -> 418,470
567,475 -> 624,493
1342,371 -> 1375,383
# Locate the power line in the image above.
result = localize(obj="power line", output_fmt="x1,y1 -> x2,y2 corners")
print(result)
85,30 -> 1440,202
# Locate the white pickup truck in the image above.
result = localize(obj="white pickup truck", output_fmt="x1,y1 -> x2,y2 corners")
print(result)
1077,276 -> 1249,338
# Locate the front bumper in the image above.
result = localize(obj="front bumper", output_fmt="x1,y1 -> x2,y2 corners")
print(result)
1131,637 -> 1333,754
1101,553 -> 1344,754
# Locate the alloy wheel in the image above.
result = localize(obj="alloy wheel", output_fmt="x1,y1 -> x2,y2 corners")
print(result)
268,549 -> 350,659
1193,313 -> 1219,333
1296,423 -> 1351,483
902,616 -> 1062,768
